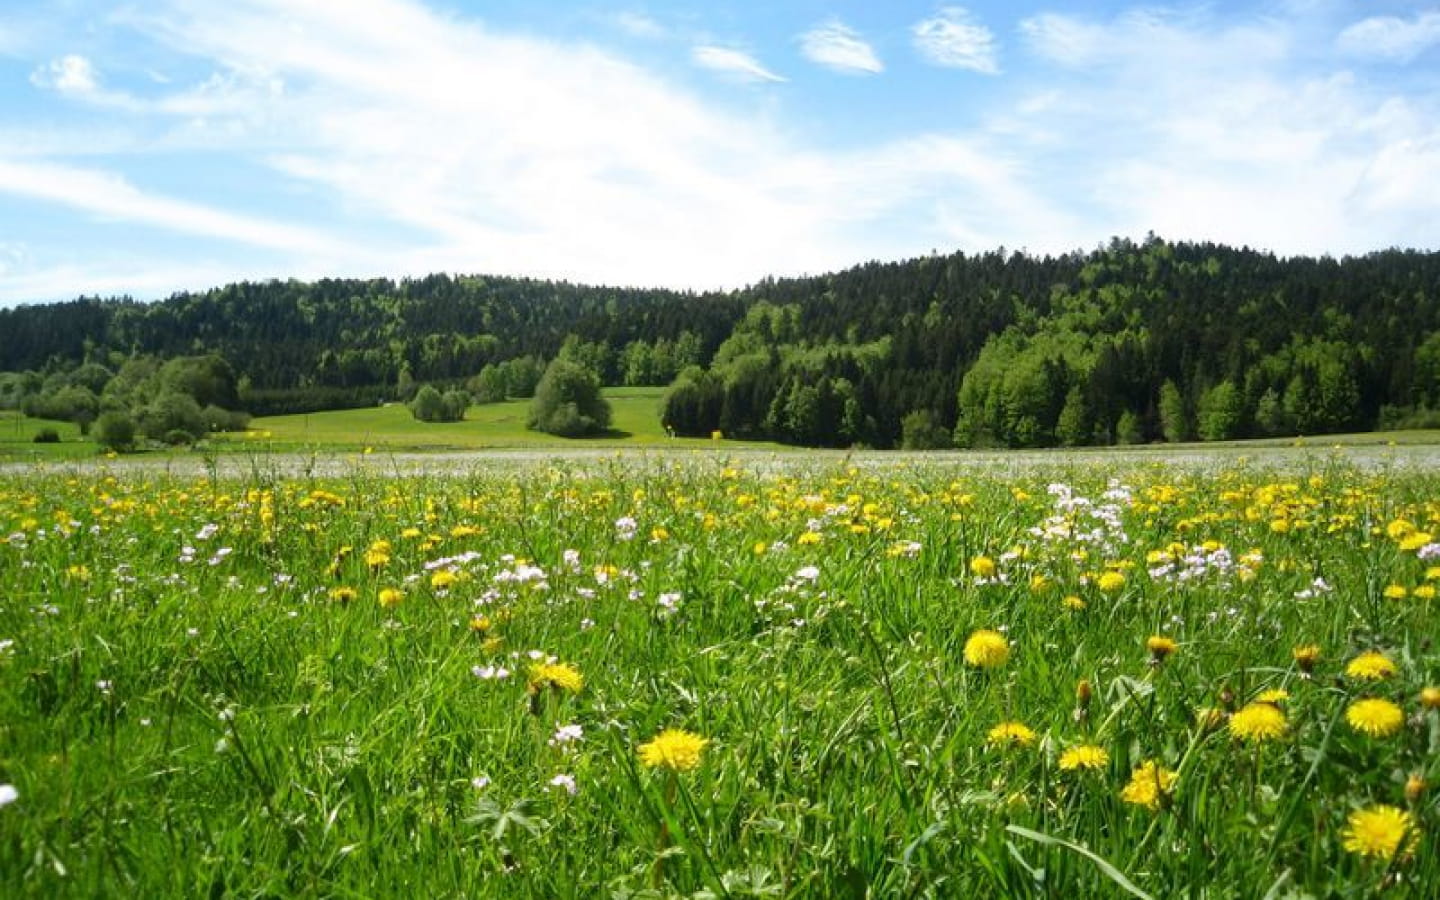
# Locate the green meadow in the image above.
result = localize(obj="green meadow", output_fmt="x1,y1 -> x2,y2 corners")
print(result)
1,453 -> 1438,897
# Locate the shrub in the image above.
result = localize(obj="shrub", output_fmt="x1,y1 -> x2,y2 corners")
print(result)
94,411 -> 137,451
139,392 -> 205,442
528,359 -> 610,437
409,386 -> 468,423
901,409 -> 951,450
32,427 -> 60,444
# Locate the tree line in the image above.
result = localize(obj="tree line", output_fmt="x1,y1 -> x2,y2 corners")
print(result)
2,235 -> 1439,448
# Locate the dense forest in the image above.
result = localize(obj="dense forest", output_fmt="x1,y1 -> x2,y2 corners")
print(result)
3,236 -> 1440,448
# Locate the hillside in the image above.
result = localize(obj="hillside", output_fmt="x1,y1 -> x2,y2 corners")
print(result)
3,237 -> 1439,449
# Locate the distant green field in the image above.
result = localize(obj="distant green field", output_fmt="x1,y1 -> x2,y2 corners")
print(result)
212,388 -> 782,452
0,411 -> 95,460
7,400 -> 1440,461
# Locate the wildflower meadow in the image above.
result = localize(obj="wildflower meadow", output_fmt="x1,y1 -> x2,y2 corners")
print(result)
1,452 -> 1437,897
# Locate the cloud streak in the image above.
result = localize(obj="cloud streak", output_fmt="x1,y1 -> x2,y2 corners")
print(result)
799,21 -> 883,74
913,8 -> 999,74
1337,11 -> 1440,63
0,158 -> 344,255
691,45 -> 784,83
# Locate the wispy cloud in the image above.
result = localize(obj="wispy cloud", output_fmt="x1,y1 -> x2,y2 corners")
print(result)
29,54 -> 98,94
85,0 -> 1054,289
799,21 -> 883,74
1005,9 -> 1439,254
691,45 -> 784,83
0,158 -> 344,255
912,8 -> 998,74
1337,11 -> 1440,63
613,11 -> 666,40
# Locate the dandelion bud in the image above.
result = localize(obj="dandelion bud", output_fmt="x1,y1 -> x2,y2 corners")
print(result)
1405,775 -> 1426,803
1219,687 -> 1235,710
1292,644 -> 1320,678
1075,679 -> 1092,709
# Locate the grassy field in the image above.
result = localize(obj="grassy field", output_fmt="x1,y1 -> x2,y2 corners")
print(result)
1,454 -> 1437,897
0,390 -> 785,462
211,388 -> 786,453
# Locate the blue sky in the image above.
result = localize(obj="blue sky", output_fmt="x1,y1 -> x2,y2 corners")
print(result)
0,0 -> 1437,305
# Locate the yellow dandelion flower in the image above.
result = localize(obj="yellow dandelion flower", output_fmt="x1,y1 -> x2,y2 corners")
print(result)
797,531 -> 822,546
1346,698 -> 1404,737
1096,571 -> 1126,594
638,728 -> 709,772
1399,531 -> 1432,551
1385,518 -> 1415,541
1413,584 -> 1436,600
1382,584 -> 1408,600
1292,644 -> 1321,674
986,721 -> 1037,748
1120,760 -> 1178,811
329,586 -> 358,604
963,629 -> 1010,669
430,570 -> 459,590
1342,805 -> 1419,861
1345,651 -> 1397,681
528,662 -> 583,694
1146,635 -> 1178,662
378,587 -> 404,608
969,555 -> 997,578
1058,744 -> 1109,771
1228,702 -> 1287,743
1255,688 -> 1289,704
1421,686 -> 1440,709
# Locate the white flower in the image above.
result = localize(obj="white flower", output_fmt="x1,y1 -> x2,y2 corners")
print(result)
548,773 -> 578,795
471,775 -> 491,791
548,723 -> 584,747
471,665 -> 511,680
795,565 -> 821,582
614,516 -> 638,541
0,784 -> 17,807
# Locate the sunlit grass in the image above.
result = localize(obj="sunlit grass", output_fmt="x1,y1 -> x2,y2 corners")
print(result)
0,456 -> 1437,897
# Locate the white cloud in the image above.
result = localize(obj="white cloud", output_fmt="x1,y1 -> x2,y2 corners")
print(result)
613,12 -> 666,40
30,54 -> 99,94
1005,9 -> 1440,255
0,158 -> 345,256
691,45 -> 784,83
88,0 -> 1058,290
799,21 -> 883,74
1018,13 -> 1110,66
7,0 -> 1440,302
1337,11 -> 1440,63
912,7 -> 998,74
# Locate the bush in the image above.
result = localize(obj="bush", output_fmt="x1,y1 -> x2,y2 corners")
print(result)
32,427 -> 60,444
201,405 -> 251,433
409,385 -> 468,423
163,429 -> 196,446
528,359 -> 610,437
901,409 -> 951,450
94,411 -> 137,451
139,392 -> 205,443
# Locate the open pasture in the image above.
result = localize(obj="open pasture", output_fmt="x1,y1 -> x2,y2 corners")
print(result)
1,455 -> 1437,897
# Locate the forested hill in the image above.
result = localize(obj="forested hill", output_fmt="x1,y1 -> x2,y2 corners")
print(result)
4,237 -> 1440,449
